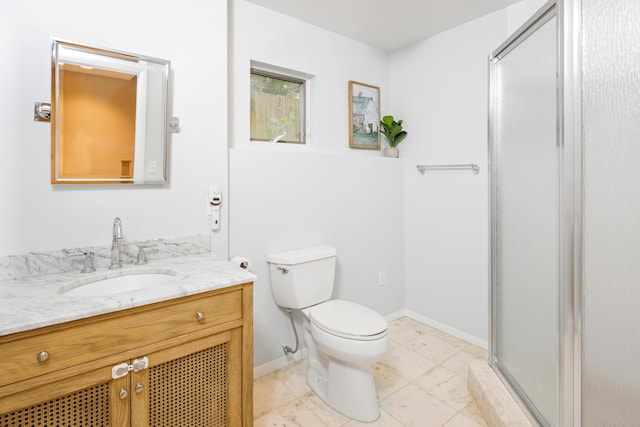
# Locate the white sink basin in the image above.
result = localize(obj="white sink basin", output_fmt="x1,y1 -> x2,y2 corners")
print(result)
58,269 -> 178,297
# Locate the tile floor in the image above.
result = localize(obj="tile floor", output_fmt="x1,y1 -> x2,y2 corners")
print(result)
254,317 -> 489,427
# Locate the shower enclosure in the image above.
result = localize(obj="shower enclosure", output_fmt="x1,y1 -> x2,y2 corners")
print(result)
489,0 -> 640,426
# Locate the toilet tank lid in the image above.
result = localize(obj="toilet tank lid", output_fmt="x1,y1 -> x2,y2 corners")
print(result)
267,245 -> 336,265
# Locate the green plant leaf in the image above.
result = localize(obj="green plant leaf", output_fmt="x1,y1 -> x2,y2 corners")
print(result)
392,131 -> 407,146
380,115 -> 407,146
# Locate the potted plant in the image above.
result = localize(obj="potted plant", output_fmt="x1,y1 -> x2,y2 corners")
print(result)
380,115 -> 407,158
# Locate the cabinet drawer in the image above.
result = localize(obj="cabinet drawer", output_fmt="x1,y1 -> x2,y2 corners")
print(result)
0,288 -> 242,387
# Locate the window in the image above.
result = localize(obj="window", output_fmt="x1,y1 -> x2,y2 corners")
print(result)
250,69 -> 306,144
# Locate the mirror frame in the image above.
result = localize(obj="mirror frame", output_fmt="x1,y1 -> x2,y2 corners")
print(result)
51,38 -> 171,185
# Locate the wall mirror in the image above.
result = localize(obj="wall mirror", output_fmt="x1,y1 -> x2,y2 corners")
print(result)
51,39 -> 171,184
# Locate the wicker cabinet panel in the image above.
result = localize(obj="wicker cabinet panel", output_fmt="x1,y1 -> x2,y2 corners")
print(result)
0,379 -> 111,427
147,340 -> 229,426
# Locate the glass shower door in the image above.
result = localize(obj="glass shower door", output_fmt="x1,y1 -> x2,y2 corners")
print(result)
490,6 -> 559,426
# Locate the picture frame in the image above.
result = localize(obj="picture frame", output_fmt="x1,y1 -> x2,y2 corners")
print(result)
348,81 -> 380,149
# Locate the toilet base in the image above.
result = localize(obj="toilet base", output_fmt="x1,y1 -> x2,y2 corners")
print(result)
306,358 -> 380,422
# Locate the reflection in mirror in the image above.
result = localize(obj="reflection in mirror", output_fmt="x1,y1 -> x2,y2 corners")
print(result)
51,39 -> 170,184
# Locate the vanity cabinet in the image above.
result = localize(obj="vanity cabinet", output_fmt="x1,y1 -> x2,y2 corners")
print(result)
0,283 -> 253,427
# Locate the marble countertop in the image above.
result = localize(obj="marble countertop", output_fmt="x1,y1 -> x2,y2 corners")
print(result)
0,253 -> 257,337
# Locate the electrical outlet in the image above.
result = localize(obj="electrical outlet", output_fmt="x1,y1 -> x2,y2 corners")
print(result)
378,270 -> 386,286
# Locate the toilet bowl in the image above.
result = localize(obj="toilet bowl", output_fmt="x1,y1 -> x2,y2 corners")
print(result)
267,245 -> 388,422
303,300 -> 388,421
303,300 -> 389,422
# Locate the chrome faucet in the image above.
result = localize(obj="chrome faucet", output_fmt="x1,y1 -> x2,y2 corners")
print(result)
109,217 -> 123,269
68,251 -> 96,273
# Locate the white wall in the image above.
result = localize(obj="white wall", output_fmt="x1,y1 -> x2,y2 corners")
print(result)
0,0 -> 228,257
390,0 -> 546,344
507,0 -> 551,34
228,0 -> 405,367
229,0 -> 391,154
390,11 -> 504,344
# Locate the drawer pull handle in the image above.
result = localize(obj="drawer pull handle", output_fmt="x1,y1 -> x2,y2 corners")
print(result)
36,351 -> 49,362
135,383 -> 144,393
196,311 -> 205,321
118,389 -> 129,399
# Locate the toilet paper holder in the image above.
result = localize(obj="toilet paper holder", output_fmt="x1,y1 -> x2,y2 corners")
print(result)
230,256 -> 251,271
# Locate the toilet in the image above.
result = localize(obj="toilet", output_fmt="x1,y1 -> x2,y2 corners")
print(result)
267,245 -> 388,422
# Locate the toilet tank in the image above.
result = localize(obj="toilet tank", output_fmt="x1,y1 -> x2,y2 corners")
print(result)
267,245 -> 336,309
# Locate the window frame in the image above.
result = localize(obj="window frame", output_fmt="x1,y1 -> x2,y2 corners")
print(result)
249,64 -> 310,145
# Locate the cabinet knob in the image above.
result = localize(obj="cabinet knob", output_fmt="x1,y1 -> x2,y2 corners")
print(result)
118,389 -> 129,399
135,383 -> 144,393
36,351 -> 49,362
196,311 -> 205,321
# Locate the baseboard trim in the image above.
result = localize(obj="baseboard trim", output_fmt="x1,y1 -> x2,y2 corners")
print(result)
389,309 -> 488,349
254,348 -> 308,379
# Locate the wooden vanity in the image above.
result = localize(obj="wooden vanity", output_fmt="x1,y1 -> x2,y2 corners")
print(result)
0,282 -> 253,427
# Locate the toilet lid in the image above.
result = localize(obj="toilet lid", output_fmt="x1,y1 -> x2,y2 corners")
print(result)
309,300 -> 387,339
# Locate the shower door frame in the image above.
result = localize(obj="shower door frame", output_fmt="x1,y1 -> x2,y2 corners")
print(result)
488,1 -> 582,426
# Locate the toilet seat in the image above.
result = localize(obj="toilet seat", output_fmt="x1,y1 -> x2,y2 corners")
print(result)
307,299 -> 387,341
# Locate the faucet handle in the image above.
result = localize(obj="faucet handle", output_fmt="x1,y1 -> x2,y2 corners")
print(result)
81,252 -> 96,273
68,251 -> 96,273
135,247 -> 148,265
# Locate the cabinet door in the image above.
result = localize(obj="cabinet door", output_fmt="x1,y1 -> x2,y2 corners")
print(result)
0,366 -> 121,427
130,329 -> 241,427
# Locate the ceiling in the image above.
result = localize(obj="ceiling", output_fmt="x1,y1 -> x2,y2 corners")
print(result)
245,0 -> 521,51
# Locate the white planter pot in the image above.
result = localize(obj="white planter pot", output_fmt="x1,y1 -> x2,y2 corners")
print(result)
383,147 -> 399,158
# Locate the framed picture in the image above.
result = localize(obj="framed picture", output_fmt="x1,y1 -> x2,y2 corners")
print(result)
348,81 -> 380,149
